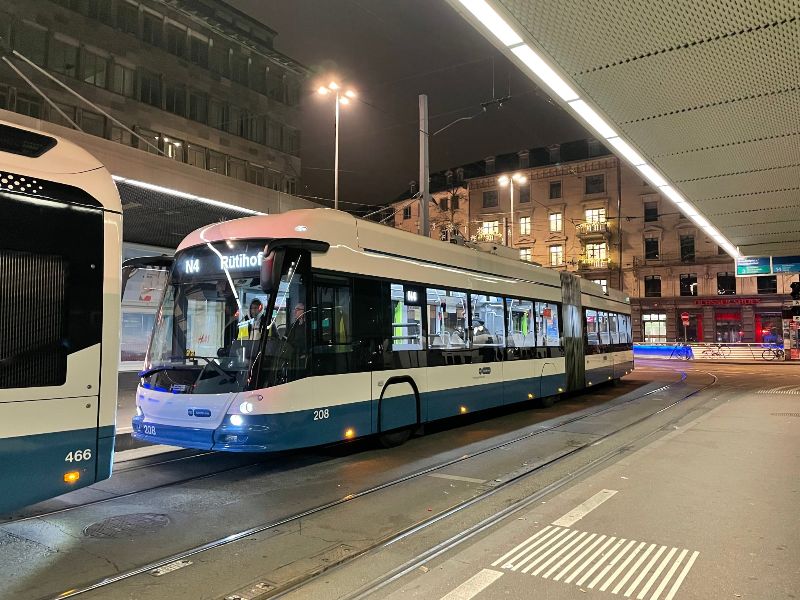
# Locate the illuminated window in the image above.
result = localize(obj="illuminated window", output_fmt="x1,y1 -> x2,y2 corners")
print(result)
642,312 -> 667,342
549,212 -> 562,232
586,242 -> 607,260
549,245 -> 564,266
585,208 -> 606,223
519,216 -> 531,236
481,221 -> 499,236
591,279 -> 608,293
519,248 -> 532,262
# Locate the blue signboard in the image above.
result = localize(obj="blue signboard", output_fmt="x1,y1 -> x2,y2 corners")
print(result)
735,256 -> 771,276
772,256 -> 800,273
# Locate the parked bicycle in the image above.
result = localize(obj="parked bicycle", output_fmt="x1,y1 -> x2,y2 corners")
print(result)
761,345 -> 785,361
669,342 -> 693,360
701,343 -> 731,358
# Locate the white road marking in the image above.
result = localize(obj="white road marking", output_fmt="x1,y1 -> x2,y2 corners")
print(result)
565,536 -> 617,584
637,547 -> 677,599
553,534 -> 607,581
491,526 -> 552,568
530,531 -> 589,576
651,548 -> 688,600
542,533 -> 598,579
624,545 -> 666,597
427,473 -> 487,484
601,541 -> 646,591
519,529 -> 580,573
613,543 -> 656,594
510,528 -> 571,571
664,550 -> 699,600
440,569 -> 503,600
552,489 -> 618,527
588,539 -> 637,588
577,537 -> 627,586
503,527 -> 561,569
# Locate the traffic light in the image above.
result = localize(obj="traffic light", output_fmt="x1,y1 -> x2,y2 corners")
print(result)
791,281 -> 800,300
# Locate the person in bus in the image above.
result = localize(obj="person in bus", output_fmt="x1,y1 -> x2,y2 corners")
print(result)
241,298 -> 264,340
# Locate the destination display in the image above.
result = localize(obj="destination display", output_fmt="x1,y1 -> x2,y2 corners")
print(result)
735,256 -> 771,277
772,255 -> 800,274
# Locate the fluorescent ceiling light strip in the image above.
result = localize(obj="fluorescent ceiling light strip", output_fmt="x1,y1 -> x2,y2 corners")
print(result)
607,137 -> 646,166
636,164 -> 668,188
113,176 -> 263,215
690,214 -> 711,229
458,0 -> 522,46
567,100 -> 617,138
511,45 -> 579,102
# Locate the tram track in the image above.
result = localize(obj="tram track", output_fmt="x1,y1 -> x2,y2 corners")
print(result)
40,368 -> 702,600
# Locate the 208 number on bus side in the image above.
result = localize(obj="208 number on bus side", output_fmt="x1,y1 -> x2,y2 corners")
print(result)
65,449 -> 92,462
313,409 -> 329,421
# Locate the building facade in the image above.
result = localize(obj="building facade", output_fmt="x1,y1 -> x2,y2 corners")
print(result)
389,139 -> 797,344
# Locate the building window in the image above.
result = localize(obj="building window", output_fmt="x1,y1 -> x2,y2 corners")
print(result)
247,163 -> 265,187
481,220 -> 499,237
209,43 -> 230,77
587,139 -> 603,156
112,63 -> 135,97
644,201 -> 659,222
717,272 -> 736,295
162,137 -> 183,161
549,181 -> 561,199
482,190 -> 498,208
519,248 -> 532,262
519,216 -> 531,236
186,144 -> 206,169
117,2 -> 139,35
549,245 -> 564,266
209,99 -> 227,130
642,312 -> 667,342
231,55 -> 249,86
110,125 -> 132,146
15,21 -> 48,67
644,275 -> 662,297
166,24 -> 186,58
518,185 -> 530,203
48,102 -> 75,128
189,35 -> 209,67
586,242 -> 607,261
165,83 -> 186,117
136,127 -> 160,155
16,94 -> 42,118
585,174 -> 605,194
680,273 -> 698,296
549,212 -> 562,232
591,279 -> 608,294
645,237 -> 660,260
208,150 -> 226,175
139,70 -> 161,107
228,157 -> 247,181
188,91 -> 208,123
585,207 -> 606,223
49,38 -> 79,78
439,197 -> 448,212
82,49 -> 107,88
680,235 -> 695,262
81,110 -> 105,137
141,11 -> 162,47
402,205 -> 411,220
757,275 -> 777,294
452,196 -> 460,210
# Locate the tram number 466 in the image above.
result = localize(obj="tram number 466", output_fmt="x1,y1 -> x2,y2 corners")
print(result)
65,449 -> 93,462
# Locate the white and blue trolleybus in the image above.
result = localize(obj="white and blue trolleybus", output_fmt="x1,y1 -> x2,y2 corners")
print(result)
0,121 -> 122,512
133,209 -> 633,451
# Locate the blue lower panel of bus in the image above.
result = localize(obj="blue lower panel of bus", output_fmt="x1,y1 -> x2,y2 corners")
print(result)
585,365 -> 616,386
0,425 -> 114,515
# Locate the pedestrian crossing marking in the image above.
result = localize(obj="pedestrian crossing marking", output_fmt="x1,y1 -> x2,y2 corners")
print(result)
495,525 -> 699,600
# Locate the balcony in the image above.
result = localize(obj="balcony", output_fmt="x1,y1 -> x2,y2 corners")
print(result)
578,256 -> 613,270
575,220 -> 611,239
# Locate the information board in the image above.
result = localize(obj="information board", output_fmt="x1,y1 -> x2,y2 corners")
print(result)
735,256 -> 771,277
772,256 -> 800,273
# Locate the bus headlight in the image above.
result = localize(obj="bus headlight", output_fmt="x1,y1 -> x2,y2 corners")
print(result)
136,406 -> 143,417
239,401 -> 254,414
230,414 -> 244,426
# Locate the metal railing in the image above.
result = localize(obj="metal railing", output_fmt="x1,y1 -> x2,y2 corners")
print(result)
578,256 -> 613,270
634,342 -> 787,361
575,221 -> 611,236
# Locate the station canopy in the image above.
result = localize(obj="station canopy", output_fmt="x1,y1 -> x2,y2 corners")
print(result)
448,0 -> 800,257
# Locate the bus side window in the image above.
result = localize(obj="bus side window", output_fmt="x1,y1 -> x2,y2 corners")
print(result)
390,283 -> 424,351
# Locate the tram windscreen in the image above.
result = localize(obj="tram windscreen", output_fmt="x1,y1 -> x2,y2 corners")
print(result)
143,239 -> 270,394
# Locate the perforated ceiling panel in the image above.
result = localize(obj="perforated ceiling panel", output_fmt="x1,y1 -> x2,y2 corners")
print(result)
465,0 -> 800,255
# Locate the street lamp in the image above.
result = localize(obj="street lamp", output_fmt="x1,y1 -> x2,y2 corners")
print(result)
318,81 -> 357,210
498,172 -> 527,247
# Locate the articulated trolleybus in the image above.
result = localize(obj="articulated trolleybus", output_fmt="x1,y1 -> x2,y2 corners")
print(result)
0,122 -> 121,513
134,209 -> 632,451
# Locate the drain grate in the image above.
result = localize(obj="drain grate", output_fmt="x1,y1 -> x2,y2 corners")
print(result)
771,413 -> 800,417
84,513 -> 170,538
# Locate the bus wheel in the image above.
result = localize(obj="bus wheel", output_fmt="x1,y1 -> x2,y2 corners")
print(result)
378,428 -> 412,448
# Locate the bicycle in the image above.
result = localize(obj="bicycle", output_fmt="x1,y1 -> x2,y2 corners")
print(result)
701,343 -> 729,358
669,342 -> 693,360
761,345 -> 785,361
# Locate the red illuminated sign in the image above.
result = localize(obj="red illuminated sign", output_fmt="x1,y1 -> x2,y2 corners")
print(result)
693,298 -> 761,306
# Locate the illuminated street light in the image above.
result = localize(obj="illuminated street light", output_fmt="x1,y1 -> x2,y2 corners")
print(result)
318,79 -> 356,210
498,172 -> 527,247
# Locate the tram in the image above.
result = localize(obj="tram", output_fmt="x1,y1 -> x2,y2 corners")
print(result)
0,121 -> 121,513
133,209 -> 632,451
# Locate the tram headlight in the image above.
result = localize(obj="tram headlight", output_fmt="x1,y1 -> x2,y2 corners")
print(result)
229,414 -> 244,426
239,401 -> 254,414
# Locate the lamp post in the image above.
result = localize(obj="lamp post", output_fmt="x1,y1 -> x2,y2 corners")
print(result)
498,172 -> 527,247
318,82 -> 356,210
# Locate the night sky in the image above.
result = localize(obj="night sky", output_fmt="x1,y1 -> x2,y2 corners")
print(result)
228,0 -> 588,211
